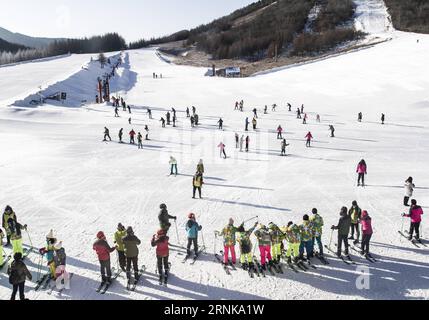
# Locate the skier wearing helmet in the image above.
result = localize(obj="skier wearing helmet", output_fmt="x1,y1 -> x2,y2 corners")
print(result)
185,213 -> 202,258
93,231 -> 116,284
151,229 -> 170,285
158,204 -> 177,233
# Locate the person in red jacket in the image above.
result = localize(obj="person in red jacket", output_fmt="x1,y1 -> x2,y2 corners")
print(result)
129,129 -> 136,144
93,231 -> 116,284
403,199 -> 424,241
151,229 -> 170,285
305,132 -> 313,147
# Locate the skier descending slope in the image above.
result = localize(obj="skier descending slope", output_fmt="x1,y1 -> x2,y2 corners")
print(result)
305,132 -> 313,147
331,207 -> 352,258
158,204 -> 177,234
356,159 -> 367,187
402,199 -> 424,241
151,229 -> 170,286
216,218 -> 238,265
404,177 -> 415,207
237,222 -> 258,271
185,213 -> 203,261
123,227 -> 141,286
93,231 -> 116,285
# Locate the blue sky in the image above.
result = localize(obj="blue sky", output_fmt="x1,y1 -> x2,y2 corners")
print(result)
1,0 -> 256,42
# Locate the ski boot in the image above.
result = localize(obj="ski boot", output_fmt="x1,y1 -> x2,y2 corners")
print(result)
242,263 -> 248,271
159,275 -> 164,285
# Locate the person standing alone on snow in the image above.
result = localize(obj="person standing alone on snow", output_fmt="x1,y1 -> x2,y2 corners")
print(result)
192,171 -> 203,199
218,118 -> 224,130
185,213 -> 202,258
235,133 -> 239,149
402,199 -> 424,241
158,204 -> 177,233
356,159 -> 367,187
169,156 -> 178,176
103,127 -> 111,141
404,177 -> 415,207
281,139 -> 289,156
118,128 -> 124,143
245,117 -> 249,131
358,112 -> 363,122
218,142 -> 227,159
329,125 -> 335,138
277,125 -> 283,139
381,113 -> 385,125
305,132 -> 313,147
129,129 -> 136,145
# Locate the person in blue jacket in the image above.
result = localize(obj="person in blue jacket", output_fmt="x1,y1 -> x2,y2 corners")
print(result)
185,213 -> 202,258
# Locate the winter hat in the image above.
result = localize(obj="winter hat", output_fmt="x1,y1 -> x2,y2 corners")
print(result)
411,199 -> 417,206
46,229 -> 55,239
341,207 -> 348,216
312,208 -> 318,214
157,229 -> 166,236
228,218 -> 234,225
237,224 -> 245,233
287,221 -> 293,227
127,227 -> 134,235
14,252 -> 22,261
188,213 -> 196,220
4,205 -> 12,213
361,210 -> 368,218
118,223 -> 125,231
97,231 -> 106,240
54,241 -> 63,250
352,201 -> 358,206
160,204 -> 167,210
303,215 -> 309,221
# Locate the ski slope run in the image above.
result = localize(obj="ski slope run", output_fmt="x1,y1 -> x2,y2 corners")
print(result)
0,30 -> 428,300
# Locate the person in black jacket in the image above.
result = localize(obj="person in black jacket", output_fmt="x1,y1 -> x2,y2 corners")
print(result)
158,204 -> 177,233
331,207 -> 352,257
8,252 -> 32,300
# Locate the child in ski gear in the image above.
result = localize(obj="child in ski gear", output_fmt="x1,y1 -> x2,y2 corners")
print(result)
299,215 -> 314,260
403,199 -> 424,240
53,241 -> 70,290
137,132 -> 143,149
329,125 -> 335,137
103,127 -> 111,141
151,229 -> 170,283
254,225 -> 272,269
281,139 -> 289,156
118,128 -> 123,143
277,125 -> 283,139
186,213 -> 202,257
144,125 -> 149,140
268,223 -> 283,264
356,159 -> 367,187
245,136 -> 250,152
218,142 -> 227,159
8,252 -> 32,300
129,129 -> 136,144
348,201 -> 362,244
160,117 -> 166,128
252,118 -> 257,130
3,205 -> 16,246
284,222 -> 301,264
158,204 -> 177,232
331,207 -> 352,257
305,132 -> 313,147
310,208 -> 324,256
404,177 -> 415,207
216,218 -> 238,265
93,231 -> 116,284
381,113 -> 385,125
122,227 -> 141,281
192,171 -> 204,199
7,218 -> 25,255
39,230 -> 57,279
169,156 -> 178,175
236,222 -> 258,270
358,112 -> 363,122
218,118 -> 224,130
114,223 -> 127,272
360,210 -> 373,255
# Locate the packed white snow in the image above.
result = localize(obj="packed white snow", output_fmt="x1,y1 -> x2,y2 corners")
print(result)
0,30 -> 428,300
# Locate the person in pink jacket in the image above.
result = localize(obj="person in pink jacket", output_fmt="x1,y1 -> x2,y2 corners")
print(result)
403,199 -> 424,240
218,142 -> 227,159
360,210 -> 373,255
277,125 -> 283,139
356,159 -> 367,187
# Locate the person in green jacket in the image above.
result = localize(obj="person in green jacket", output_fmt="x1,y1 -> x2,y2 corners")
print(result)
254,224 -> 272,269
236,222 -> 258,270
348,201 -> 362,244
310,208 -> 324,257
268,222 -> 283,264
122,227 -> 141,281
215,218 -> 238,265
283,222 -> 301,264
3,206 -> 17,247
114,223 -> 127,272
299,215 -> 314,260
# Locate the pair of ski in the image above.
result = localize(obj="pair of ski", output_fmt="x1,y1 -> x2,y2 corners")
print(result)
0,255 -> 12,269
325,245 -> 356,265
219,251 -> 237,271
349,246 -> 377,263
214,254 -> 232,275
96,268 -> 123,294
159,263 -> 172,287
314,253 -> 330,265
126,266 -> 146,292
34,272 -> 51,291
182,246 -> 206,265
399,231 -> 426,247
47,273 -> 74,295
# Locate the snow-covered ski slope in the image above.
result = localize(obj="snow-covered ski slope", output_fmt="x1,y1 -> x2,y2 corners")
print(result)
0,30 -> 428,300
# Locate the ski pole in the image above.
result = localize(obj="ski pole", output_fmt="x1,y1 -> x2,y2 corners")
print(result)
36,254 -> 43,282
401,215 -> 405,233
174,220 -> 180,246
201,230 -> 206,252
213,232 -> 217,261
243,216 -> 259,224
328,229 -> 334,250
25,228 -> 34,251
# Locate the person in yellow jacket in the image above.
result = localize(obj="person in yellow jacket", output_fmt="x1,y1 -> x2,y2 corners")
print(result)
7,219 -> 25,255
284,222 -> 301,264
192,171 -> 204,199
114,223 -> 127,272
215,218 -> 238,265
39,230 -> 57,279
268,222 -> 284,265
3,206 -> 17,247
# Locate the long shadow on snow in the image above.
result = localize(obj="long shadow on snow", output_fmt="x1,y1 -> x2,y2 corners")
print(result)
204,198 -> 290,212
